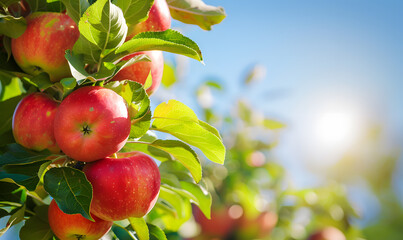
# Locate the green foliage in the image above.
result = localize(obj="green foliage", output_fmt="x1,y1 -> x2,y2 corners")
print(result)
152,100 -> 225,164
0,204 -> 25,237
0,144 -> 52,167
0,14 -> 26,38
114,0 -> 154,25
0,74 -> 25,101
148,223 -> 168,240
73,0 -> 127,64
19,205 -> 53,240
129,217 -> 149,240
60,0 -> 90,23
143,140 -> 201,182
167,0 -> 226,30
114,29 -> 203,62
161,63 -> 176,88
43,167 -> 93,221
1,160 -> 51,191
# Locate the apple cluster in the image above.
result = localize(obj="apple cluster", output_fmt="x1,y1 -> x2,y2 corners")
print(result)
10,0 -> 172,239
12,0 -> 170,92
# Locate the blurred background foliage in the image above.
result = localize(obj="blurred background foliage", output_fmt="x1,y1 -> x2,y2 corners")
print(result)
151,56 -> 403,240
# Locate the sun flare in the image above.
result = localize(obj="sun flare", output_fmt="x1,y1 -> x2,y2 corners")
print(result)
305,98 -> 365,168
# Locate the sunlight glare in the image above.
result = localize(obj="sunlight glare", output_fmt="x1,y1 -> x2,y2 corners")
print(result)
308,100 -> 364,167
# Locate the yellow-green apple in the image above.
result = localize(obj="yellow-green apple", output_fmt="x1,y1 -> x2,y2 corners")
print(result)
308,227 -> 346,240
53,86 -> 131,162
127,0 -> 171,39
112,51 -> 164,95
48,199 -> 112,240
12,93 -> 60,153
11,12 -> 79,82
83,152 -> 160,221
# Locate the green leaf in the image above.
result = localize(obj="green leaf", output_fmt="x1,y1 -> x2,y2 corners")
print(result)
2,36 -> 12,61
43,167 -> 93,221
106,80 -> 151,138
157,186 -> 191,231
73,0 -> 128,63
158,160 -> 194,183
26,72 -> 53,91
114,30 -> 203,62
25,0 -> 48,12
65,50 -> 91,84
130,110 -> 151,139
152,100 -> 225,164
0,144 -> 52,167
112,224 -> 136,240
179,181 -> 211,219
115,81 -> 150,120
94,61 -> 116,79
60,0 -> 90,23
0,14 -> 27,38
0,95 -> 23,137
0,204 -> 25,237
204,80 -> 222,90
150,140 -> 201,183
161,63 -> 176,88
121,141 -> 172,163
0,181 -> 22,204
167,0 -> 226,30
72,35 -> 100,64
129,217 -> 149,240
0,74 -> 26,102
115,0 -> 154,25
198,120 -> 221,140
1,160 -> 51,191
20,205 -> 53,240
0,209 -> 8,218
263,119 -> 286,130
126,139 -> 201,182
60,77 -> 77,90
148,223 -> 167,240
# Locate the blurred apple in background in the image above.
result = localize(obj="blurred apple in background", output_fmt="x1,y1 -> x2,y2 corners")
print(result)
308,227 -> 346,240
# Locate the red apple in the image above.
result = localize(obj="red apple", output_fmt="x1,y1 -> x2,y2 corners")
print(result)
83,152 -> 160,221
193,205 -> 239,238
112,51 -> 164,95
12,93 -> 60,153
53,86 -> 131,162
127,0 -> 171,39
48,199 -> 112,240
238,211 -> 278,238
11,12 -> 79,82
308,227 -> 346,240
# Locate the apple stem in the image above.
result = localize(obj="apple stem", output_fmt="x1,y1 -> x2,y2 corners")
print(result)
82,125 -> 92,135
75,235 -> 85,240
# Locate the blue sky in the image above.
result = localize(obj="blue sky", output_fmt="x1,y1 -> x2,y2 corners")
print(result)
159,0 -> 403,225
165,0 -> 403,173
